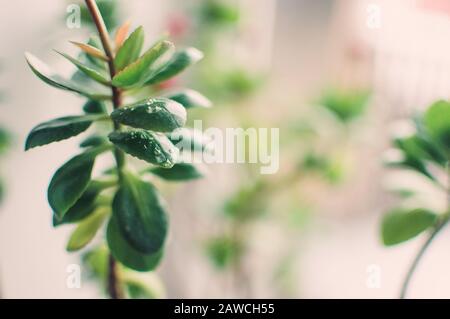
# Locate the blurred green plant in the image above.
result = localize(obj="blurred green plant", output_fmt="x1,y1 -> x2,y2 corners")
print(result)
381,100 -> 450,298
0,61 -> 11,204
199,0 -> 239,26
0,127 -> 10,203
319,88 -> 370,123
208,88 -> 370,296
77,0 -> 121,30
188,0 -> 262,104
25,0 -> 210,298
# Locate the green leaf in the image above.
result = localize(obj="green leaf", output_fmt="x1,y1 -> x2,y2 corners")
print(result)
112,40 -> 174,88
53,179 -> 113,226
53,184 -> 98,226
395,132 -> 447,168
206,236 -> 242,269
49,146 -> 109,219
84,36 -> 108,70
201,0 -> 240,25
390,137 -> 437,182
66,208 -> 109,252
224,181 -> 268,221
319,89 -> 370,123
109,130 -> 178,168
112,172 -> 168,254
125,281 -> 156,299
25,53 -> 109,100
0,127 -> 11,154
424,100 -> 450,151
166,89 -> 211,109
83,100 -> 107,114
122,271 -> 164,298
80,135 -> 108,148
70,41 -> 108,63
145,48 -> 203,85
107,215 -> 164,272
56,51 -> 110,86
111,98 -> 186,132
25,115 -> 103,150
381,208 -> 438,246
114,26 -> 145,71
149,163 -> 204,181
82,245 -> 109,280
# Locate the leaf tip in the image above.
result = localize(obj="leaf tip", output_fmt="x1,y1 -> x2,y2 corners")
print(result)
187,47 -> 204,62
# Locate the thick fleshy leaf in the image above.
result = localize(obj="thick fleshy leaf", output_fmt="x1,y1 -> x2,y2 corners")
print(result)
115,21 -> 131,49
80,135 -> 108,148
149,163 -> 204,181
48,146 -> 109,219
53,179 -> 115,226
25,53 -> 109,100
112,40 -> 174,88
114,26 -> 144,71
83,100 -> 107,114
53,182 -> 99,226
111,98 -> 186,132
25,115 -> 104,150
381,208 -> 437,246
424,100 -> 450,150
70,41 -> 108,61
56,51 -> 110,85
145,48 -> 203,85
166,89 -> 212,109
112,172 -> 168,254
66,208 -> 109,252
107,215 -> 164,271
109,130 -> 178,168
84,36 -> 108,70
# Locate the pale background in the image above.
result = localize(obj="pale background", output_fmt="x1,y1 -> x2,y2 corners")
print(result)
1,0 -> 450,298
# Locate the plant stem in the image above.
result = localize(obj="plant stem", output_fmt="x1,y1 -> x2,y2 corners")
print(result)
400,162 -> 450,298
399,217 -> 449,298
107,254 -> 121,299
85,0 -> 124,299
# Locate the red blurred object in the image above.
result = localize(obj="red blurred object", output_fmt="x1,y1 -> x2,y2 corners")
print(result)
167,12 -> 190,39
419,0 -> 450,16
155,78 -> 179,91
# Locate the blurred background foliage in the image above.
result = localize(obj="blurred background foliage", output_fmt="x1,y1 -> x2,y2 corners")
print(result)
3,0 -> 450,298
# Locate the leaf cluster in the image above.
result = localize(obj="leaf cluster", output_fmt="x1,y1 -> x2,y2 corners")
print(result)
381,100 -> 450,246
25,21 -> 211,273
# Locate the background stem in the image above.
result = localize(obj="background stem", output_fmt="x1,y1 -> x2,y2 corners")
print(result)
85,0 -> 124,299
399,217 -> 448,298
